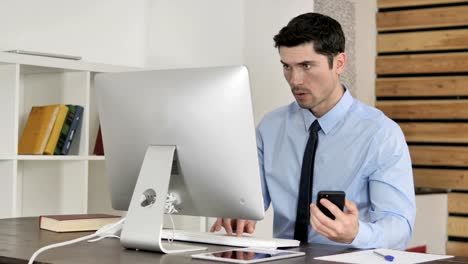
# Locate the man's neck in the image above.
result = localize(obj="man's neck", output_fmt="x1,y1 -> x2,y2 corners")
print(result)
310,83 -> 345,118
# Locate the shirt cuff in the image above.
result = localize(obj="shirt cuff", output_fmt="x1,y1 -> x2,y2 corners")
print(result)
350,220 -> 373,249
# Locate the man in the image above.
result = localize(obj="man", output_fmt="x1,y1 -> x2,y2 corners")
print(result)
211,12 -> 415,250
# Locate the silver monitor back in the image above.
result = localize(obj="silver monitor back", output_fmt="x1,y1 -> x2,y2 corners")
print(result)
95,66 -> 264,220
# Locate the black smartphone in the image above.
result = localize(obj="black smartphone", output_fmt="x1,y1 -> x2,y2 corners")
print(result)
317,191 -> 345,220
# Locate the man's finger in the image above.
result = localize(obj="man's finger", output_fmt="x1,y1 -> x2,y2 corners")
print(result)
235,220 -> 246,236
310,211 -> 335,238
223,250 -> 232,258
223,218 -> 233,235
236,250 -> 245,260
246,251 -> 255,260
345,199 -> 359,216
311,203 -> 338,230
246,221 -> 256,234
320,198 -> 345,220
210,218 -> 222,232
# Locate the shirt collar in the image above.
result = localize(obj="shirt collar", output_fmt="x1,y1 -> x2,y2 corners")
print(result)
298,87 -> 354,135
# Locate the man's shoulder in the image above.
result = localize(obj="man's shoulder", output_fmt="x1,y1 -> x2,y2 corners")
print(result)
350,100 -> 402,136
258,102 -> 297,128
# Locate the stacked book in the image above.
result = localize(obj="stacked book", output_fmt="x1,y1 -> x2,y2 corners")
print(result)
18,104 -> 84,155
39,214 -> 120,232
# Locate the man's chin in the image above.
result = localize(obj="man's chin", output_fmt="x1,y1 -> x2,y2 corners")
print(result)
296,100 -> 314,110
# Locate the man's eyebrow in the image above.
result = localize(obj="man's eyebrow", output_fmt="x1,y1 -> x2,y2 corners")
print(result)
297,60 -> 318,65
280,60 -> 317,65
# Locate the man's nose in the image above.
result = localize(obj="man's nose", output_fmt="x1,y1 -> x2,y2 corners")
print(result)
289,69 -> 304,86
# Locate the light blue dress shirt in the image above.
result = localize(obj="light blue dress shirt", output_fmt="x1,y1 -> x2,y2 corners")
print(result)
256,89 -> 416,249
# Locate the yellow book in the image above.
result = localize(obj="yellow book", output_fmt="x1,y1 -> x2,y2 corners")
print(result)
18,105 -> 59,155
43,104 -> 69,155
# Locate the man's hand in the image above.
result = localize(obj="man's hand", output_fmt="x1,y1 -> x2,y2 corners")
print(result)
209,218 -> 257,237
213,250 -> 255,260
310,198 -> 359,244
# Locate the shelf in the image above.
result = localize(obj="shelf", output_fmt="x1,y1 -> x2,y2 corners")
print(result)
87,155 -> 106,161
0,155 -> 105,161
0,52 -> 138,73
0,155 -> 15,160
0,54 -> 118,218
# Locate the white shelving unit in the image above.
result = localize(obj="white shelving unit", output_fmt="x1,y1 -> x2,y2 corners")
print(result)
0,52 -> 132,218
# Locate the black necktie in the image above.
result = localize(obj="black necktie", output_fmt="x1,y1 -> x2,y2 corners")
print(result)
294,120 -> 321,244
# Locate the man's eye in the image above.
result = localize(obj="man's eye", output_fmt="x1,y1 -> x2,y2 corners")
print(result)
302,64 -> 312,69
282,64 -> 290,70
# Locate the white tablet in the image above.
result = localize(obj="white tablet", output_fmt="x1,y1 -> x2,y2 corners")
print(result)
191,248 -> 305,263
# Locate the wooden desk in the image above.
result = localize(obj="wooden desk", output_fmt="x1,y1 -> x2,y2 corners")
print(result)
0,217 -> 467,264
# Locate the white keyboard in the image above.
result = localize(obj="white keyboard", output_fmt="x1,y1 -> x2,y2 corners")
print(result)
160,229 -> 300,248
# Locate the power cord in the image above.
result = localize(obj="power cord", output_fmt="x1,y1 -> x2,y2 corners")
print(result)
87,234 -> 120,243
29,193 -> 180,263
28,218 -> 125,264
87,193 -> 179,243
164,192 -> 179,244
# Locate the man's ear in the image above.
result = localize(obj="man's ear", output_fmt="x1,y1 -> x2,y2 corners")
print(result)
334,53 -> 347,75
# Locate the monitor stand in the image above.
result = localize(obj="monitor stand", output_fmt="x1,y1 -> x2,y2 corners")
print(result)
120,145 -> 207,253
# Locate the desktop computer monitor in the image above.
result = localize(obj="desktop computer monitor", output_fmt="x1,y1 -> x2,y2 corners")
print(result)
95,66 -> 265,253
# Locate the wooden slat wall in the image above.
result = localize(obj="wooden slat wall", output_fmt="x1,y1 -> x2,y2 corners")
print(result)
378,29 -> 468,52
448,193 -> 468,214
376,77 -> 468,97
409,146 -> 468,166
377,6 -> 468,32
378,0 -> 468,8
414,169 -> 468,189
448,217 -> 468,237
376,100 -> 468,119
447,241 -> 468,257
400,123 -> 468,143
376,53 -> 468,74
376,0 -> 468,255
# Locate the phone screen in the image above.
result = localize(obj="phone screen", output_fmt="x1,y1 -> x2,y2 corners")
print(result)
207,249 -> 295,260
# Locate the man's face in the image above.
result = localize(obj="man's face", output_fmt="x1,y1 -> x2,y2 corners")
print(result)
279,42 -> 345,117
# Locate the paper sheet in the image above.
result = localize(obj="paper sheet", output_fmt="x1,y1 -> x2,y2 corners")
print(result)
314,248 -> 453,264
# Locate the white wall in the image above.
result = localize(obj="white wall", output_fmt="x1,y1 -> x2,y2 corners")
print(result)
408,194 -> 448,254
0,0 -> 148,67
147,0 -> 317,122
350,0 -> 377,106
146,0 -> 245,69
244,0 -> 314,124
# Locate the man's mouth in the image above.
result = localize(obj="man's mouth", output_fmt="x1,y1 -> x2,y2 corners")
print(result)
293,89 -> 309,97
292,87 -> 309,95
294,92 -> 309,100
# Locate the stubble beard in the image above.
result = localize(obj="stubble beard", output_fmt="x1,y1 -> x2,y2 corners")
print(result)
291,86 -> 319,110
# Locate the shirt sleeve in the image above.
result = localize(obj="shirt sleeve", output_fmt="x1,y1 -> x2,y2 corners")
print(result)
256,126 -> 271,211
351,122 -> 416,250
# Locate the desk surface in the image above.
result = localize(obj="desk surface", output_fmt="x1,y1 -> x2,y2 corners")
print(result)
0,217 -> 467,264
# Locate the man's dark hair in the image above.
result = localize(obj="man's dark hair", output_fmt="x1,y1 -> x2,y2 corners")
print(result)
273,13 -> 345,68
